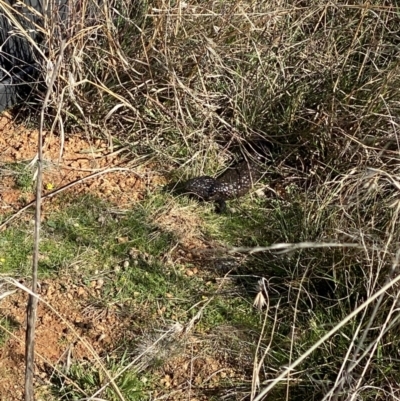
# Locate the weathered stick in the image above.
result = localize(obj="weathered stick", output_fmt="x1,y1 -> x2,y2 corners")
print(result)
24,40 -> 66,401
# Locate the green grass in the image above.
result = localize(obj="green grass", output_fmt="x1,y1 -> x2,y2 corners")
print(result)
52,354 -> 153,400
0,317 -> 20,347
1,174 -> 399,401
6,162 -> 34,192
0,190 -> 272,399
0,226 -> 33,274
0,178 -> 395,400
5,193 -> 261,400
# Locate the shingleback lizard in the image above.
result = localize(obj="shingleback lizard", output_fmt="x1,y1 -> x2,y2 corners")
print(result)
183,159 -> 262,212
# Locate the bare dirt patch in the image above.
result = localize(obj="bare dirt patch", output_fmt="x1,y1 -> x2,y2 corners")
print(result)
0,114 -> 165,217
0,282 -> 246,400
156,353 -> 244,401
0,278 -> 134,400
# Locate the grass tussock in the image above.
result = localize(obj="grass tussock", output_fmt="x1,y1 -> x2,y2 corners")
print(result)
0,0 -> 400,400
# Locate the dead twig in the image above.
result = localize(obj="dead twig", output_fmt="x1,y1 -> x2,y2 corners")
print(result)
24,40 -> 66,401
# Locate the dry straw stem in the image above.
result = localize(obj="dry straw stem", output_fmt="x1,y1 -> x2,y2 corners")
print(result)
321,294 -> 400,401
0,0 -> 46,58
230,241 -> 363,255
253,250 -> 400,401
250,287 -> 278,400
285,258 -> 310,401
24,39 -> 66,401
322,208 -> 400,400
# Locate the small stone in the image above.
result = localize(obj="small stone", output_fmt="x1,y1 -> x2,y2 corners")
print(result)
77,287 -> 86,296
95,279 -> 104,289
255,188 -> 266,197
129,248 -> 139,259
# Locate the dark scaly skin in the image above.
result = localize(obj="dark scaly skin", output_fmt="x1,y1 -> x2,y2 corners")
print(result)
183,160 -> 261,212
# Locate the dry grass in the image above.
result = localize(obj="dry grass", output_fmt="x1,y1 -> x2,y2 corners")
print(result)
2,0 -> 400,400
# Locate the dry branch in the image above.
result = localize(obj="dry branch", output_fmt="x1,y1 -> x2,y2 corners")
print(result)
24,40 -> 66,401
